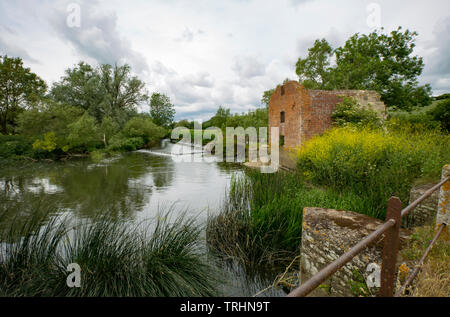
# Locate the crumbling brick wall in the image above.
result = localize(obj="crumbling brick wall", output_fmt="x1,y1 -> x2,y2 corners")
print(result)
268,81 -> 386,148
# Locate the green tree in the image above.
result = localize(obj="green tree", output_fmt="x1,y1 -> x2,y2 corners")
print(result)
261,89 -> 275,107
67,112 -> 101,151
50,62 -> 147,124
0,56 -> 47,134
296,39 -> 333,89
100,116 -> 119,146
121,116 -> 166,146
149,93 -> 176,128
295,28 -> 432,110
204,106 -> 231,129
175,119 -> 191,128
17,101 -> 84,150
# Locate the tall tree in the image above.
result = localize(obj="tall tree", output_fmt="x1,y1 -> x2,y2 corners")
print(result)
295,28 -> 432,110
149,93 -> 175,128
296,39 -> 333,89
50,62 -> 148,124
0,56 -> 47,134
261,88 -> 275,107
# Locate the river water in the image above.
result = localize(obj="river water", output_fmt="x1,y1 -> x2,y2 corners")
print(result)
0,141 -> 285,297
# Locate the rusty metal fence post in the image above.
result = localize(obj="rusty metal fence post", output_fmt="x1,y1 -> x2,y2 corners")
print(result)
378,197 -> 402,297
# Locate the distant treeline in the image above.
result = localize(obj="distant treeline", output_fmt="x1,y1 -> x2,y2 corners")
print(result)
0,56 -> 176,161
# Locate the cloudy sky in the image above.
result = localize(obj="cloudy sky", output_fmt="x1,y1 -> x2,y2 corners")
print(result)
1,0 -> 449,120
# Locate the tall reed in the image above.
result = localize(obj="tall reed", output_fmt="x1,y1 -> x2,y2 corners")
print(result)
0,205 -> 219,297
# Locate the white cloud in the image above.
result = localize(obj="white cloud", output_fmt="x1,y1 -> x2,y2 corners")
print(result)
1,0 -> 449,119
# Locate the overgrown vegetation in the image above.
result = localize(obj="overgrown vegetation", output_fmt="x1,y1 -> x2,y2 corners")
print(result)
294,28 -> 432,110
208,113 -> 449,269
207,170 -> 379,268
0,206 -> 220,297
400,226 -> 450,297
0,56 -> 173,162
331,96 -> 382,128
297,125 -> 449,219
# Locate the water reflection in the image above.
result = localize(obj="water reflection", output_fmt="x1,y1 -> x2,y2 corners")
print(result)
0,142 -> 242,226
0,142 -> 282,296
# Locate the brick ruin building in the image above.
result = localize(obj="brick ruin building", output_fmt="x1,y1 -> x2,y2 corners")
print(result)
268,81 -> 387,149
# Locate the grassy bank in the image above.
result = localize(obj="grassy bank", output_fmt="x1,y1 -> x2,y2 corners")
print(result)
0,208 -> 219,297
399,226 -> 450,297
207,170 -> 373,268
297,125 -> 449,219
208,124 -> 449,268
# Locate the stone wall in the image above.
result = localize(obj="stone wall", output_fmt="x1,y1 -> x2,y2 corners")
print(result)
403,183 -> 440,228
300,207 -> 410,297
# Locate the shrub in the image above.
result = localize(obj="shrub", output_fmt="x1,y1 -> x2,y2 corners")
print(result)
122,116 -> 166,146
17,103 -> 85,150
67,112 -> 102,152
427,99 -> 450,132
331,96 -> 382,127
388,112 -> 441,132
0,135 -> 33,158
107,136 -> 145,152
32,131 -> 58,152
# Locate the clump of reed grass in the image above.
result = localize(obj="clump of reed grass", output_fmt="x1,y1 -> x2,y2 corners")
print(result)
0,207 -> 220,297
207,169 -> 373,268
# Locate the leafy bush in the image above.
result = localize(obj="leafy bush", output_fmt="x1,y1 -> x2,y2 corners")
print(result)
0,135 -> 33,158
67,112 -> 101,152
32,131 -> 58,152
331,96 -> 381,127
427,99 -> 450,132
122,116 -> 166,146
108,136 -> 144,152
17,103 -> 84,148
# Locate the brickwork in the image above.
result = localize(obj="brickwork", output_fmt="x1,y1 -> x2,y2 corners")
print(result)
268,81 -> 387,148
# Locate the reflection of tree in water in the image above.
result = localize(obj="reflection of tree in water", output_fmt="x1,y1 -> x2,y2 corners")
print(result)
0,152 -> 176,228
216,162 -> 243,174
0,194 -> 59,241
54,153 -> 174,220
150,156 -> 175,190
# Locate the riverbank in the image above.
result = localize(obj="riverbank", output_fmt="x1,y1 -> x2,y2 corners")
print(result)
207,124 -> 449,276
0,206 -> 220,297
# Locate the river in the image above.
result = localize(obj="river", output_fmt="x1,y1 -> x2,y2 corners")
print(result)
0,140 -> 285,297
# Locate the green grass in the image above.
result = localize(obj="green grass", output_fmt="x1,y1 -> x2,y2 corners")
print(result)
207,169 -> 374,268
0,207 -> 220,297
297,125 -> 450,219
208,123 -> 449,268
